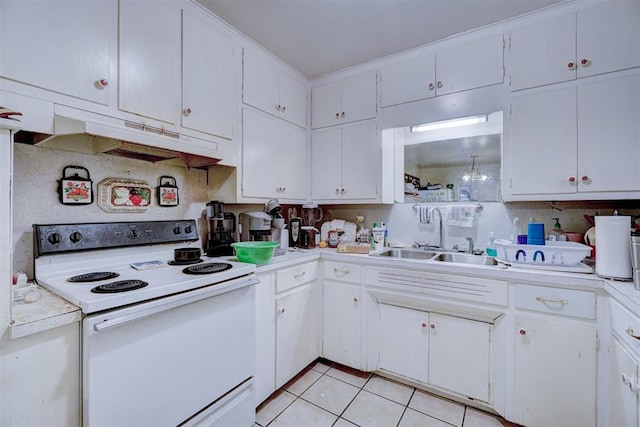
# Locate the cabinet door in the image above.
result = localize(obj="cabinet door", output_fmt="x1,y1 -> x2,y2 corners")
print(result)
311,80 -> 343,129
378,304 -> 429,383
243,50 -> 281,118
254,272 -> 275,406
380,54 -> 436,107
508,86 -> 577,196
242,109 -> 307,200
323,281 -> 361,369
182,10 -> 235,140
608,336 -> 640,427
279,73 -> 308,128
275,283 -> 318,388
278,122 -> 308,200
578,73 -> 640,193
341,121 -> 379,200
510,14 -> 576,91
119,0 -> 180,124
0,0 -> 115,105
428,313 -> 490,402
242,109 -> 281,198
341,71 -> 377,125
436,34 -> 504,96
514,316 -> 596,427
577,1 -> 640,79
311,128 -> 343,200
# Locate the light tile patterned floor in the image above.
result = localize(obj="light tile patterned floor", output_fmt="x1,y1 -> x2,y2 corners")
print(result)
256,360 -> 519,427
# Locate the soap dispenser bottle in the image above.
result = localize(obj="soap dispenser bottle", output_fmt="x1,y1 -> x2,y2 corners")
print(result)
549,218 -> 567,241
485,232 -> 498,257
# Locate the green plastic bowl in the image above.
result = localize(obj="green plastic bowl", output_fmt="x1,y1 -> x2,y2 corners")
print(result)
231,241 -> 279,265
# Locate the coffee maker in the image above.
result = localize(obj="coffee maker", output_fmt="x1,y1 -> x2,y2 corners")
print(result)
205,201 -> 236,257
264,199 -> 287,254
239,211 -> 272,241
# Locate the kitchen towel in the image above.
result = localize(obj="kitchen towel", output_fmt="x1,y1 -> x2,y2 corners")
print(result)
445,205 -> 477,227
595,215 -> 632,279
413,205 -> 432,224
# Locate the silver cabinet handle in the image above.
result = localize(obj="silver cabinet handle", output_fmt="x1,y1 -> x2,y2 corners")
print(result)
535,296 -> 568,305
294,271 -> 306,280
626,327 -> 640,340
333,268 -> 350,275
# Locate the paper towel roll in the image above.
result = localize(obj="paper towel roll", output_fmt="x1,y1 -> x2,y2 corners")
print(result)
595,216 -> 632,279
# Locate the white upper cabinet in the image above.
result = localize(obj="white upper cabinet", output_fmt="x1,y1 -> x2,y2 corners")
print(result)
311,120 -> 379,202
182,9 -> 235,140
380,34 -> 504,107
507,72 -> 640,199
242,109 -> 307,201
119,0 -> 181,124
0,0 -> 116,105
243,50 -> 307,128
311,70 -> 377,129
510,0 -> 640,91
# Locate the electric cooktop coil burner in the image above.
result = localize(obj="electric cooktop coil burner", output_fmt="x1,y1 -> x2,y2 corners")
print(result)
91,280 -> 149,294
68,272 -> 120,282
182,262 -> 233,275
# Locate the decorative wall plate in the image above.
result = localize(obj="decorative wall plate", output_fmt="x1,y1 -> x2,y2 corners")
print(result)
58,165 -> 93,205
98,178 -> 152,213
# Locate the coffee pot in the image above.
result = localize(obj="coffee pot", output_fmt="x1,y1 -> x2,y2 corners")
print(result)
205,201 -> 236,256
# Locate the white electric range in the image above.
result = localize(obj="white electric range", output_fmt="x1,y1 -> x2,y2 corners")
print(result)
34,220 -> 258,427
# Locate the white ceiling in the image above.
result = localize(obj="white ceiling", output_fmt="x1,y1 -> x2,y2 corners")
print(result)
197,0 -> 565,78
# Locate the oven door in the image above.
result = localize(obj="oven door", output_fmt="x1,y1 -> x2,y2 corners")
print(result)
82,275 -> 258,427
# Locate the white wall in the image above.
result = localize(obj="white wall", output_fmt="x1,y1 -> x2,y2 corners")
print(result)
13,143 -> 210,279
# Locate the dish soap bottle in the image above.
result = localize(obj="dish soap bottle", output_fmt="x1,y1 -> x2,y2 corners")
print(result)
549,218 -> 567,241
485,232 -> 498,257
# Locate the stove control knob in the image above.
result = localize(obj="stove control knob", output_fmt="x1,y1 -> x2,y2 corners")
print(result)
47,233 -> 61,245
70,231 -> 83,243
185,225 -> 193,234
173,226 -> 182,235
128,229 -> 141,239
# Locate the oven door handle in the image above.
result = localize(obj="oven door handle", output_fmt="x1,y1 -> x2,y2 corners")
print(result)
91,275 -> 258,333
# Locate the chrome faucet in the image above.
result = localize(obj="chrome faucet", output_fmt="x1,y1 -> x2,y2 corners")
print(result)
413,208 -> 445,250
465,237 -> 474,254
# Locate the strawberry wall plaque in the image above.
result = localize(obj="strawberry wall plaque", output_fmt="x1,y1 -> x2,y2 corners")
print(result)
97,178 -> 152,213
157,176 -> 179,207
58,165 -> 93,205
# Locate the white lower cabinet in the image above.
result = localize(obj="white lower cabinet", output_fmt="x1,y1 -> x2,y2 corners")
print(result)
512,284 -> 597,427
376,303 -> 494,400
378,303 -> 430,383
275,262 -> 320,389
428,313 -> 491,402
608,298 -> 640,426
322,261 -> 363,369
608,336 -> 639,427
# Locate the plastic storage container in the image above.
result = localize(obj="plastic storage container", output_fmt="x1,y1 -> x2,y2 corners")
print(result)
494,239 -> 591,266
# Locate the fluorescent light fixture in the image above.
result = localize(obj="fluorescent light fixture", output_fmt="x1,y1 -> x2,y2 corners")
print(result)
410,114 -> 488,133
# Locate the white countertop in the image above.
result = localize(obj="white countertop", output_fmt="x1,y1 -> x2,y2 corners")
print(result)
10,283 -> 81,339
14,247 -> 633,339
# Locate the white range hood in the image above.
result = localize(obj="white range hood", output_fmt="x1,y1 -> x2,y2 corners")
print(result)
36,105 -> 224,168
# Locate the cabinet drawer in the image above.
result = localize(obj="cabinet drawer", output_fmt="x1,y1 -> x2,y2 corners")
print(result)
514,284 -> 595,319
275,261 -> 318,293
323,261 -> 361,284
610,299 -> 640,358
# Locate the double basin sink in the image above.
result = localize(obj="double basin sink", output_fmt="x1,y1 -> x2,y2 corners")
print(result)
370,248 -> 498,266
